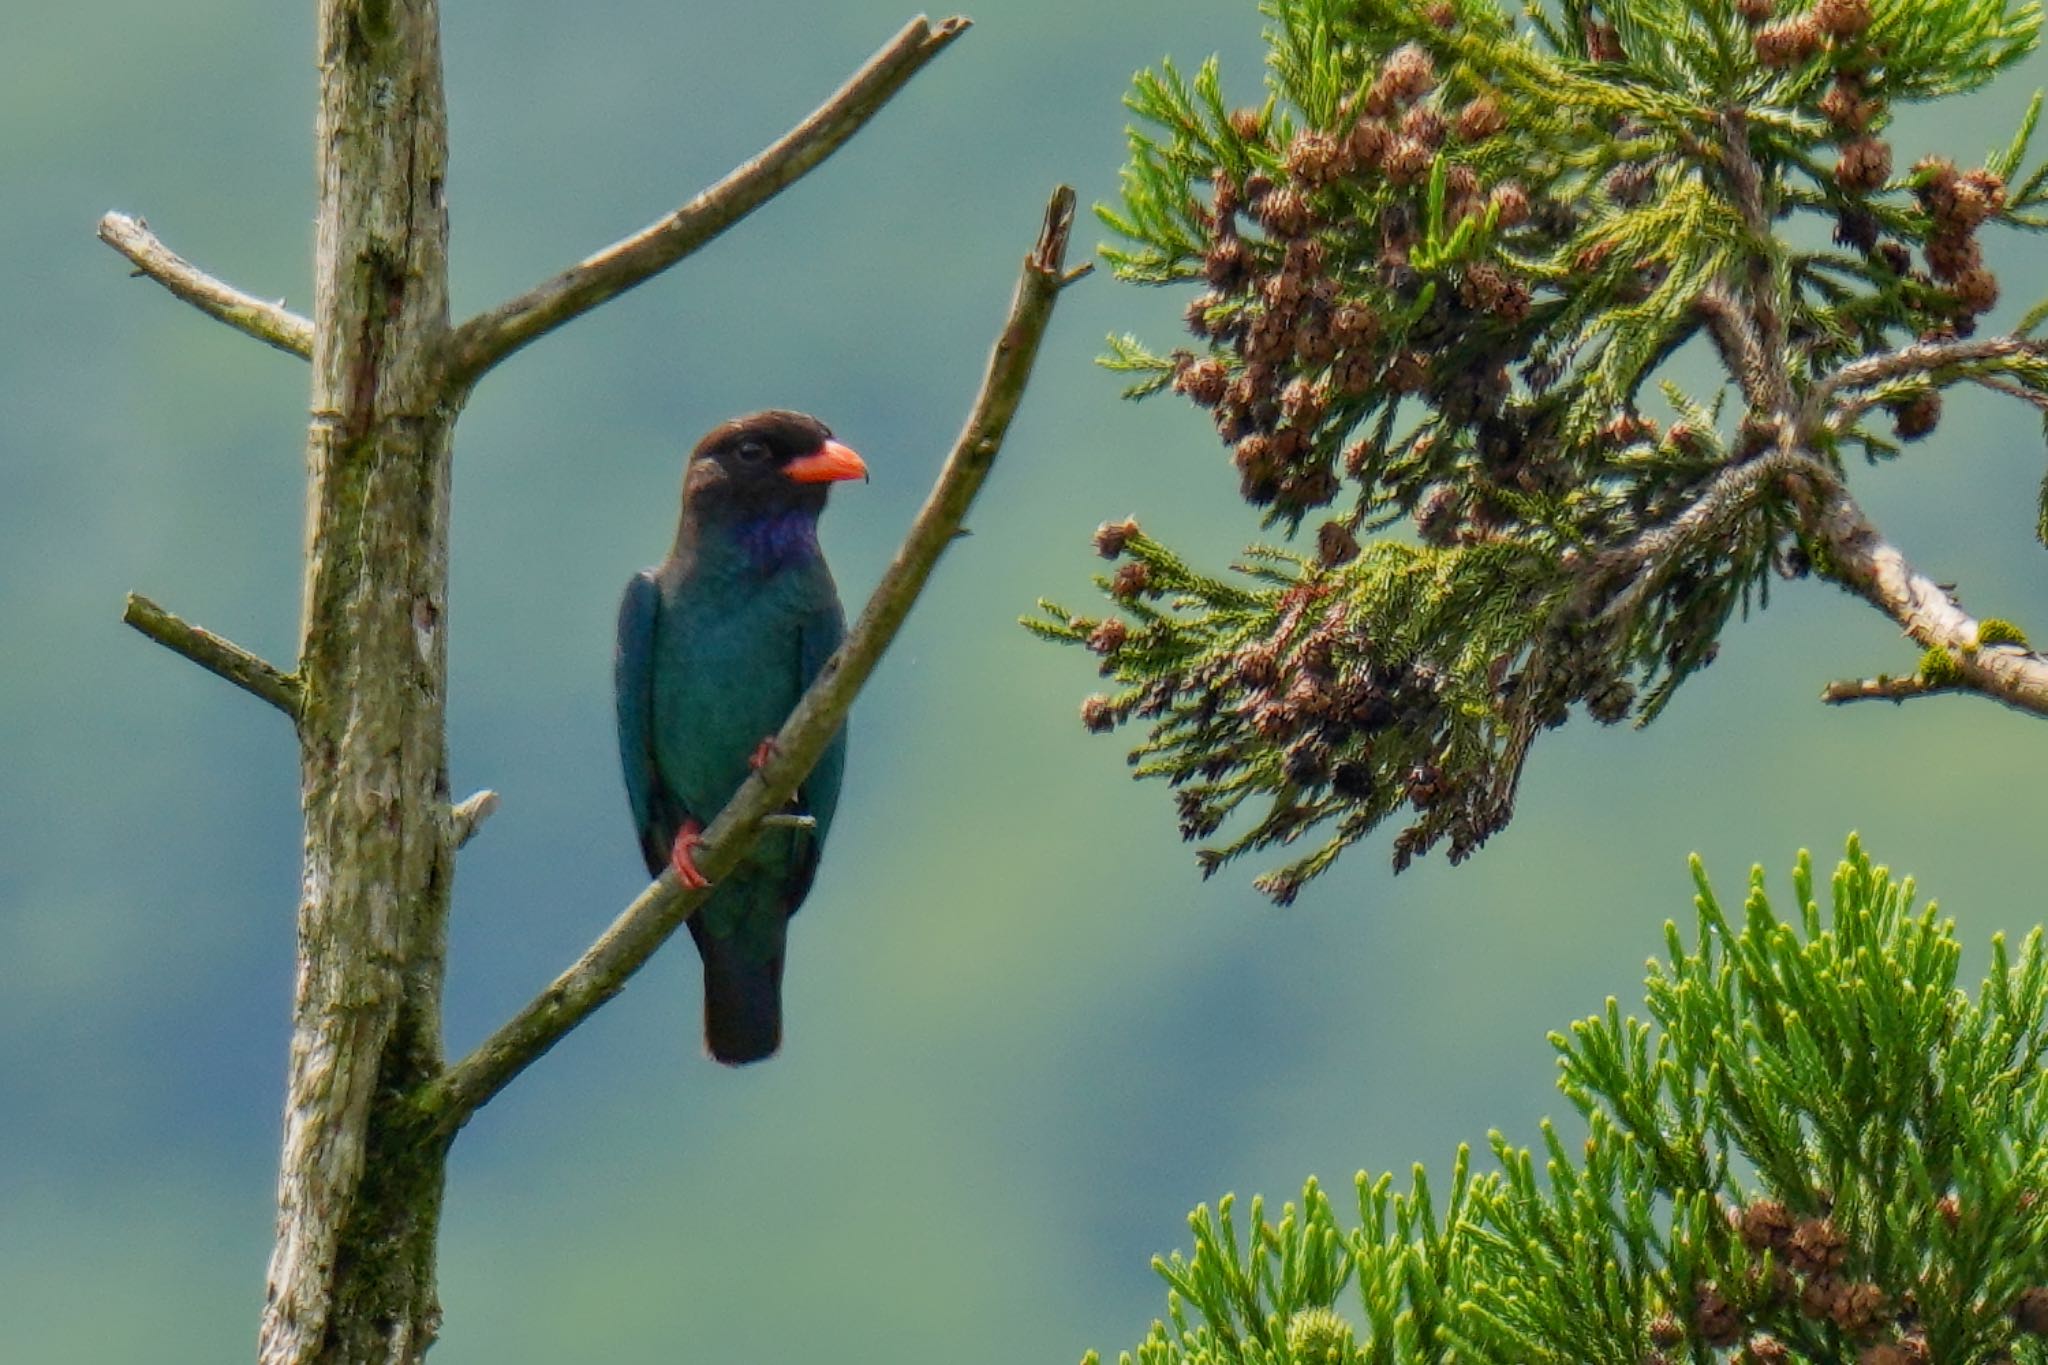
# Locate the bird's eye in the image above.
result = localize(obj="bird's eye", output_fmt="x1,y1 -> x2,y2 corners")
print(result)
734,439 -> 772,466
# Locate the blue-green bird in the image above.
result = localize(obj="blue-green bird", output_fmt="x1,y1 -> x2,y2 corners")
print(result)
615,410 -> 866,1065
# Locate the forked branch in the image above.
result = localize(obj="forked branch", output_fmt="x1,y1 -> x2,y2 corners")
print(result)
413,185 -> 1081,1135
440,14 -> 969,388
96,214 -> 313,360
1807,477 -> 2048,717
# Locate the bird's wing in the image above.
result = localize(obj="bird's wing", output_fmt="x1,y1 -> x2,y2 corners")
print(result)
615,569 -> 678,876
787,594 -> 847,900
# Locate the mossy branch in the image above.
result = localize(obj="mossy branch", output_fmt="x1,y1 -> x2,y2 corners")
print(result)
122,592 -> 301,719
412,186 -> 1080,1136
1808,475 -> 2048,716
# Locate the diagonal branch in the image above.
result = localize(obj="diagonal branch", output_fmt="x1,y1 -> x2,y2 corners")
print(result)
97,214 -> 313,360
412,185 -> 1080,1136
1582,447 -> 1807,626
1806,477 -> 2048,718
123,592 -> 302,718
439,14 -> 969,389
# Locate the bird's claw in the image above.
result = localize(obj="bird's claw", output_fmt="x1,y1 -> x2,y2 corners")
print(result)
748,736 -> 781,772
670,819 -> 712,889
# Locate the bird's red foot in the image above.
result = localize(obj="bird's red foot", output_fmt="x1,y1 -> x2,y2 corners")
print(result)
670,819 -> 712,889
748,736 -> 781,772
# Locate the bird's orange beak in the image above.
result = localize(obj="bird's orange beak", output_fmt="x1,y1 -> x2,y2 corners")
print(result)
783,439 -> 868,484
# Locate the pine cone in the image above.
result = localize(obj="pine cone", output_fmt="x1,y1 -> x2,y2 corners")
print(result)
1380,44 -> 1437,101
1086,618 -> 1129,655
1813,0 -> 1872,39
1891,390 -> 1941,440
1755,17 -> 1822,66
1787,1217 -> 1849,1275
1110,561 -> 1154,600
1401,104 -> 1447,150
1834,136 -> 1892,192
1924,229 -> 1981,283
2013,1286 -> 2048,1336
1287,130 -> 1346,187
1316,521 -> 1360,566
1094,518 -> 1140,558
1694,1283 -> 1744,1348
1254,186 -> 1314,238
1173,356 -> 1231,406
1457,95 -> 1506,141
1737,1199 -> 1796,1252
1952,267 -> 1999,314
1347,117 -> 1393,170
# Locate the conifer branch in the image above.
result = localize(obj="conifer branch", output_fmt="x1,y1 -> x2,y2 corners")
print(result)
96,213 -> 313,360
122,592 -> 301,718
413,186 -> 1080,1135
1696,285 -> 1773,409
1806,334 -> 2042,436
1058,0 -> 2048,895
1587,448 -> 1807,626
1091,838 -> 2048,1365
1718,110 -> 1794,418
440,15 -> 968,388
1807,480 -> 2048,717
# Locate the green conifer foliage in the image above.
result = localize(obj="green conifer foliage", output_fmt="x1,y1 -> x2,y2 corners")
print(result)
1030,0 -> 2048,898
1085,839 -> 2048,1365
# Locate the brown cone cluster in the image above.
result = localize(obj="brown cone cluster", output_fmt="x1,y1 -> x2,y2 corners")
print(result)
1165,32 -> 1562,528
1676,1200 -> 1989,1354
1916,158 -> 2007,324
1078,0 -> 2035,900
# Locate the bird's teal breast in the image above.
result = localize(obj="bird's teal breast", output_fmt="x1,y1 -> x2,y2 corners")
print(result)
650,567 -> 815,822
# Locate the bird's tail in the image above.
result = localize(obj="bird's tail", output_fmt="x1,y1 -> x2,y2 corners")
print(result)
698,935 -> 783,1066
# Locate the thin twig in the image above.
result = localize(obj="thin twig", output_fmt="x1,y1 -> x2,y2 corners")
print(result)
451,791 -> 501,849
1696,285 -> 1772,409
1803,334 -> 2038,437
413,185 -> 1081,1135
1819,672 -> 1958,705
1966,372 -> 2048,412
97,214 -> 313,360
440,15 -> 969,388
122,592 -> 301,718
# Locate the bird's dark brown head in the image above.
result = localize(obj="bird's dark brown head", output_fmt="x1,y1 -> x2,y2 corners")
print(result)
683,410 -> 867,522
676,410 -> 866,572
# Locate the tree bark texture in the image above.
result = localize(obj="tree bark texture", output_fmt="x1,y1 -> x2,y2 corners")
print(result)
263,3 -> 456,1361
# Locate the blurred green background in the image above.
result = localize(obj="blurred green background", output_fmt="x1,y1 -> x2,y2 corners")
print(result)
4,2 -> 2046,1360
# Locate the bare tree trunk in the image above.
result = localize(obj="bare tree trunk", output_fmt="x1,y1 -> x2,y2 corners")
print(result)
102,7 -> 1072,1362
262,3 -> 456,1361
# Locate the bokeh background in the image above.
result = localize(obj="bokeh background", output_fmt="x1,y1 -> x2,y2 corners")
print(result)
5,2 -> 2047,1360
